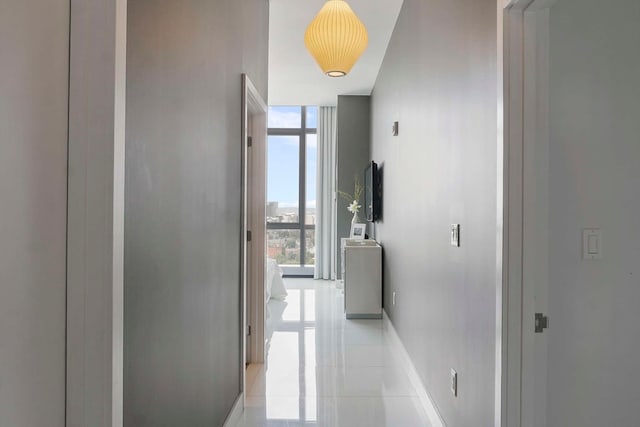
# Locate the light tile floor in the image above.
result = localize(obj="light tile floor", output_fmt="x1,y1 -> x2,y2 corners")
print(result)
235,278 -> 431,427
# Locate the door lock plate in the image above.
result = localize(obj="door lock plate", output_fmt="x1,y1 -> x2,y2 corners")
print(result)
535,313 -> 548,333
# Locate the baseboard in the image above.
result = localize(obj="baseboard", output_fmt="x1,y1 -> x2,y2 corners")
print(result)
222,392 -> 244,427
383,310 -> 446,427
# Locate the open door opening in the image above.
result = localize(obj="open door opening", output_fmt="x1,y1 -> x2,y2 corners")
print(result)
265,105 -> 318,278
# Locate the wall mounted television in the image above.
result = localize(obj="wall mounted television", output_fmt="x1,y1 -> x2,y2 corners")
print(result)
364,161 -> 381,222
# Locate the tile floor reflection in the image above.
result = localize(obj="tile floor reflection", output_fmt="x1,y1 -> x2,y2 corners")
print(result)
236,278 -> 431,427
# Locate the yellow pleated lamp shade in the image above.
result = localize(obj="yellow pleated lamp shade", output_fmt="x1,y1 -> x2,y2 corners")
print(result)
304,0 -> 368,77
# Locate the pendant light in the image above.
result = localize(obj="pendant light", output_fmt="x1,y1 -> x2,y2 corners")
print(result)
304,0 -> 368,77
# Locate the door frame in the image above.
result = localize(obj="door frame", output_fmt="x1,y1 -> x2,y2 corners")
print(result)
499,1 -> 556,426
241,74 -> 268,382
66,0 -> 127,425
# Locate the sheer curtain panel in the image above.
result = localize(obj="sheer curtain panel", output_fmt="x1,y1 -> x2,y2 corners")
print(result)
314,107 -> 337,279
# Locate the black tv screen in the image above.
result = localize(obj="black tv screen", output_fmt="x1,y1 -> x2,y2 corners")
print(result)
364,161 -> 381,222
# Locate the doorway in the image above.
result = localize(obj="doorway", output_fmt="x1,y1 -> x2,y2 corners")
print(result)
266,106 -> 318,277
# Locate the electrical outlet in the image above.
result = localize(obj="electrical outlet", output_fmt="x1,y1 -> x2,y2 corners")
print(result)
392,291 -> 396,306
451,369 -> 458,397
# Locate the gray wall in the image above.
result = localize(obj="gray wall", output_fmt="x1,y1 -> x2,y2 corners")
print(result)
546,2 -> 640,426
124,1 -> 268,426
337,95 -> 371,279
0,1 -> 68,426
370,1 -> 497,426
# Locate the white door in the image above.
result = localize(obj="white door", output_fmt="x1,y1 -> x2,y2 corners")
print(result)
246,118 -> 254,363
242,74 -> 267,371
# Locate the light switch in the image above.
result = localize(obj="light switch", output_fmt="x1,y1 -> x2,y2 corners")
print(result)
587,235 -> 598,254
583,228 -> 602,260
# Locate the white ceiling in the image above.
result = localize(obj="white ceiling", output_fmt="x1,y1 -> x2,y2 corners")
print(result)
268,0 -> 404,107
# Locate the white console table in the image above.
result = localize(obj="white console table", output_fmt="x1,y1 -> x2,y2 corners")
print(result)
341,239 -> 382,319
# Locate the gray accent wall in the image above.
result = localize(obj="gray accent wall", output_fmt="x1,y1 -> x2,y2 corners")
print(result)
546,2 -> 640,426
336,95 -> 371,279
0,1 -> 69,426
370,1 -> 497,426
124,1 -> 268,426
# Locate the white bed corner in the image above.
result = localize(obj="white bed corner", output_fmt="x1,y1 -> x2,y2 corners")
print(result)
266,258 -> 287,302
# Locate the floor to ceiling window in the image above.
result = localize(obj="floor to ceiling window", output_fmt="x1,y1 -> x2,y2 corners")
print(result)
267,106 -> 317,276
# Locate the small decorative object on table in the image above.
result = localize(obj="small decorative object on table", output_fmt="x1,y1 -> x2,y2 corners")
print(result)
339,174 -> 363,224
350,223 -> 366,239
348,200 -> 361,224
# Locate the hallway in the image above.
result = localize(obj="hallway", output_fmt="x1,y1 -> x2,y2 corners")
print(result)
236,278 -> 431,427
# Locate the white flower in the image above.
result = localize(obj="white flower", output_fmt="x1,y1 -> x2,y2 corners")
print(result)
347,200 -> 361,213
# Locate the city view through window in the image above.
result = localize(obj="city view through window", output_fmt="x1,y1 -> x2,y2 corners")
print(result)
267,106 -> 317,270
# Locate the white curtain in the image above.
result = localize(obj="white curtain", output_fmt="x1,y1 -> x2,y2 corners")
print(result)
314,106 -> 337,280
